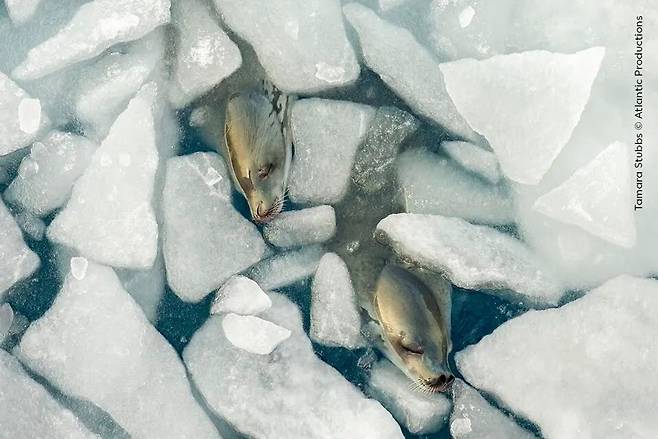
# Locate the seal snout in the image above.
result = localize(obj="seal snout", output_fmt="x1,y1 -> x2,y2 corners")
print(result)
424,373 -> 455,392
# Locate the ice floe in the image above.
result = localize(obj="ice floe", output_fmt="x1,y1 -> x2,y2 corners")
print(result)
4,0 -> 42,26
222,312 -> 291,355
441,140 -> 502,185
247,245 -> 324,291
263,205 -> 336,249
211,275 -> 272,316
0,303 -> 14,345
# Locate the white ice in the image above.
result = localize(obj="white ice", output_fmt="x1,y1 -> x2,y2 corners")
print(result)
162,152 -> 266,302
213,0 -> 359,93
263,205 -> 336,249
5,131 -> 97,216
397,148 -> 514,225
16,261 -> 220,439
376,214 -> 564,306
450,379 -> 535,439
12,0 -> 171,81
0,350 -> 95,439
310,253 -> 365,349
169,0 -> 241,108
439,47 -> 605,184
184,292 -> 403,439
0,198 -> 39,301
441,141 -> 502,185
369,360 -> 451,434
47,83 -> 160,269
211,275 -> 272,316
0,303 -> 13,344
343,3 -> 476,142
456,275 -> 658,439
222,313 -> 291,355
247,245 -> 324,291
288,98 -> 375,205
4,0 -> 42,25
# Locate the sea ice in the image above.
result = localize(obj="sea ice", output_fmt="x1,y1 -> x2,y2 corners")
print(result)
0,350 -> 96,439
213,0 -> 359,93
0,199 -> 39,301
12,0 -> 171,81
456,275 -> 658,439
0,72 -> 48,156
397,148 -> 514,225
184,292 -> 403,438
441,141 -> 502,185
439,47 -> 605,184
376,214 -> 564,306
13,211 -> 46,241
47,83 -> 160,269
222,313 -> 291,355
16,262 -> 220,439
450,379 -> 535,439
369,360 -> 451,435
343,3 -> 476,142
4,0 -> 42,25
247,245 -> 324,291
263,205 -> 336,249
310,253 -> 365,349
288,98 -> 375,205
169,0 -> 241,108
162,152 -> 266,302
0,303 -> 13,344
211,275 -> 272,316
116,250 -> 166,323
4,131 -> 97,216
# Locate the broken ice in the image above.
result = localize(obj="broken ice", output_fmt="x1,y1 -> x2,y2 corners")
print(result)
263,205 -> 336,249
247,245 -> 324,291
222,312 -> 291,355
441,140 -> 502,185
211,275 -> 272,316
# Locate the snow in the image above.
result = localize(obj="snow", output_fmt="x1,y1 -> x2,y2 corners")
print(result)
263,205 -> 336,249
222,313 -> 291,355
310,253 -> 364,349
369,360 -> 451,434
343,3 -> 476,142
211,275 -> 272,316
0,350 -> 96,439
441,140 -> 502,185
4,0 -> 42,25
288,98 -> 375,205
184,292 -> 403,439
0,72 -> 49,156
376,214 -> 564,306
533,141 -> 635,248
12,0 -> 171,81
247,245 -> 324,291
0,198 -> 40,301
4,131 -> 97,216
47,83 -> 160,269
213,0 -> 359,93
450,379 -> 535,439
397,148 -> 514,225
439,47 -> 605,184
169,0 -> 241,108
16,261 -> 220,439
456,275 -> 658,439
162,152 -> 266,302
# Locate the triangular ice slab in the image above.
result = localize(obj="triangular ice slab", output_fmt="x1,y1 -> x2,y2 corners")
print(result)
440,47 -> 605,184
533,141 -> 636,248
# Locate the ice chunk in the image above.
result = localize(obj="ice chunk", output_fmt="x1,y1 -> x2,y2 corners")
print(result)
533,141 -> 635,248
0,199 -> 39,301
211,275 -> 272,316
116,249 -> 165,323
458,6 -> 475,28
0,303 -> 13,344
441,141 -> 502,185
343,4 -> 476,141
376,214 -> 564,306
16,262 -> 220,439
13,211 -> 46,240
0,72 -> 49,156
397,148 -> 514,225
0,350 -> 96,438
5,131 -> 97,216
47,83 -> 160,269
263,205 -> 336,248
162,152 -> 266,302
69,256 -> 89,280
184,292 -> 403,438
213,0 -> 359,93
5,0 -> 42,25
439,47 -> 605,184
352,106 -> 418,194
288,98 -> 375,205
456,275 -> 658,439
169,0 -> 241,108
12,0 -> 171,81
222,313 -> 291,355
310,253 -> 364,349
369,360 -> 451,434
450,379 -> 535,439
247,245 -> 324,291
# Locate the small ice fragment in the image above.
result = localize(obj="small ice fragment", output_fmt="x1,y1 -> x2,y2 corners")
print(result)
0,303 -> 14,344
451,418 -> 473,436
222,313 -> 291,355
211,276 -> 272,316
188,107 -> 208,127
14,211 -> 46,240
246,245 -> 324,291
70,257 -> 89,280
5,0 -> 42,25
263,205 -> 336,249
458,6 -> 475,28
18,98 -> 42,134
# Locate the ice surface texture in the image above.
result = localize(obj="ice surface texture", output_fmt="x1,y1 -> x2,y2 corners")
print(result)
211,275 -> 272,316
222,313 -> 291,355
441,141 -> 502,185
247,245 -> 324,291
263,205 -> 336,249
